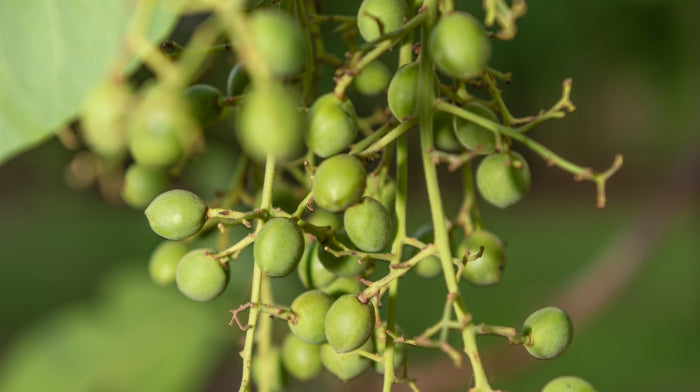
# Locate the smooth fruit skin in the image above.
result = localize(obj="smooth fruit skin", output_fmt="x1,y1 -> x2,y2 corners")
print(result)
145,189 -> 207,240
175,249 -> 229,302
454,102 -> 499,154
226,63 -> 249,96
288,290 -> 334,345
410,224 -> 442,279
249,11 -> 305,77
433,111 -> 462,152
281,333 -> 322,381
321,277 -> 365,299
121,164 -> 169,209
254,218 -> 304,278
184,84 -> 223,127
320,338 -> 373,381
306,93 -> 359,158
542,376 -> 597,392
236,85 -> 304,163
325,294 -> 375,353
387,62 -> 419,121
312,154 -> 366,212
522,307 -> 574,360
429,11 -> 491,79
317,234 -> 370,278
353,60 -> 391,96
357,0 -> 407,42
298,241 -> 337,289
476,151 -> 531,208
148,241 -> 188,286
81,81 -> 130,158
455,230 -> 505,286
344,197 -> 393,252
252,347 -> 286,392
306,209 -> 343,231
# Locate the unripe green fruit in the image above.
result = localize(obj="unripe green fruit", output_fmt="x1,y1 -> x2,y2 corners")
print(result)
253,184 -> 299,214
236,85 -> 304,163
542,376 -> 597,392
321,277 -> 365,299
312,154 -> 366,212
288,290 -> 334,345
298,242 -> 336,289
387,63 -> 419,121
254,218 -> 304,278
344,197 -> 393,252
249,11 -> 305,77
454,102 -> 498,154
456,230 -> 505,286
145,189 -> 207,240
409,225 -> 442,279
476,151 -> 531,208
317,234 -> 370,278
281,333 -> 322,381
81,81 -> 130,158
429,11 -> 491,79
434,111 -> 462,152
357,0 -> 407,42
184,84 -> 223,127
148,241 -> 188,286
306,210 -> 343,231
306,93 -> 359,158
374,323 -> 406,374
252,348 -> 286,392
364,174 -> 396,212
522,307 -> 574,360
226,63 -> 249,96
128,123 -> 183,168
121,164 -> 169,209
175,249 -> 229,302
320,337 -> 373,381
325,294 -> 375,353
353,60 -> 391,96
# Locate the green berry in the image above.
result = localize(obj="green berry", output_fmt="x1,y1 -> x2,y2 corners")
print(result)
148,241 -> 188,286
374,323 -> 406,374
226,63 -> 249,96
128,122 -> 183,168
353,60 -> 391,96
288,290 -> 334,345
409,225 -> 442,279
298,241 -> 337,289
81,81 -> 130,158
320,338 -> 373,381
281,333 -> 322,381
454,102 -> 498,154
317,234 -> 370,278
254,218 -> 304,278
522,307 -> 574,360
145,189 -> 207,240
344,197 -> 393,252
121,164 -> 169,209
434,111 -> 462,152
455,230 -> 505,286
364,173 -> 396,212
236,84 -> 304,163
252,348 -> 286,392
387,62 -> 419,121
476,151 -> 531,208
306,210 -> 343,231
184,84 -> 223,127
175,249 -> 229,302
312,154 -> 366,212
542,376 -> 597,392
357,0 -> 407,42
306,93 -> 359,158
320,277 -> 365,299
429,11 -> 491,79
249,11 -> 305,77
325,294 -> 375,353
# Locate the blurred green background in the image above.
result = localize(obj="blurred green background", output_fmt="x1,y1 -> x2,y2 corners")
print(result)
0,0 -> 698,391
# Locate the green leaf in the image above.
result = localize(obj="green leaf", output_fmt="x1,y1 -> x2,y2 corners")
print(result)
0,0 -> 180,165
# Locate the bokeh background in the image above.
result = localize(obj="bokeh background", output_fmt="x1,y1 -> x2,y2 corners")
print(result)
0,0 -> 698,391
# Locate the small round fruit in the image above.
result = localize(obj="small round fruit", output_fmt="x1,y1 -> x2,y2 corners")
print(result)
298,242 -> 337,289
254,218 -> 304,278
121,164 -> 169,209
357,0 -> 407,42
320,338 -> 373,381
325,294 -> 374,353
434,111 -> 462,152
455,230 -> 505,286
344,197 -> 393,252
415,256 -> 442,279
184,84 -> 223,127
281,334 -> 322,381
353,60 -> 391,96
175,249 -> 229,302
374,323 -> 406,374
306,210 -> 343,231
476,151 -> 531,208
364,174 -> 396,212
321,277 -> 365,299
317,235 -> 370,278
236,85 -> 304,163
429,11 -> 491,79
148,241 -> 188,286
454,102 -> 498,154
387,63 -> 419,121
312,154 -> 366,212
522,307 -> 574,360
128,122 -> 183,168
306,93 -> 359,158
145,189 -> 207,240
288,290 -> 334,345
252,347 -> 286,392
226,63 -> 249,96
542,376 -> 597,392
81,81 -> 130,158
249,11 -> 305,77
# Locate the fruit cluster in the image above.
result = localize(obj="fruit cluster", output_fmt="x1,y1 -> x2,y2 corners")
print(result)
75,0 -> 621,391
